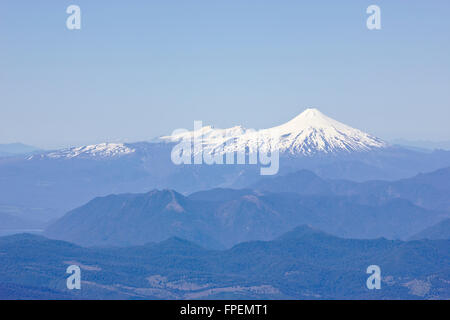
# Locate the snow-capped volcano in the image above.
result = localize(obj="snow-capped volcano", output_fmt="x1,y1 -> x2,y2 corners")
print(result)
162,108 -> 387,156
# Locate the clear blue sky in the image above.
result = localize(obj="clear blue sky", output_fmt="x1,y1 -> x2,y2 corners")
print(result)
1,1 -> 449,149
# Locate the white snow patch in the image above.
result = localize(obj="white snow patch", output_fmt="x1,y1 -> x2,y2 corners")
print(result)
32,143 -> 135,159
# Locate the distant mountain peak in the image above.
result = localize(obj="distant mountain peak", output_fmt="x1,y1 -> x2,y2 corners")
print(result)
286,107 -> 325,122
279,108 -> 342,130
260,108 -> 388,154
147,189 -> 185,199
275,224 -> 331,241
29,143 -> 135,160
145,189 -> 187,213
0,142 -> 42,157
163,108 -> 388,156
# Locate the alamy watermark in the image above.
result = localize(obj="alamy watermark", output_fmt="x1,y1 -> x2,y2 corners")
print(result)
64,5 -> 380,31
66,265 -> 81,290
169,121 -> 279,175
66,5 -> 81,30
366,265 -> 381,290
367,5 -> 381,30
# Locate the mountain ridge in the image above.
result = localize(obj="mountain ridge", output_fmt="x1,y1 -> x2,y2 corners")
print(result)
45,186 -> 445,248
1,229 -> 449,299
29,108 -> 387,160
250,167 -> 450,212
162,108 -> 388,156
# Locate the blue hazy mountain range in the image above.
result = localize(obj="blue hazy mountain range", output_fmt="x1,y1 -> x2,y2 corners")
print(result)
0,212 -> 41,231
250,167 -> 450,213
1,141 -> 450,224
44,169 -> 450,248
0,227 -> 448,300
409,218 -> 450,241
0,143 -> 41,158
1,121 -> 449,300
392,139 -> 450,151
